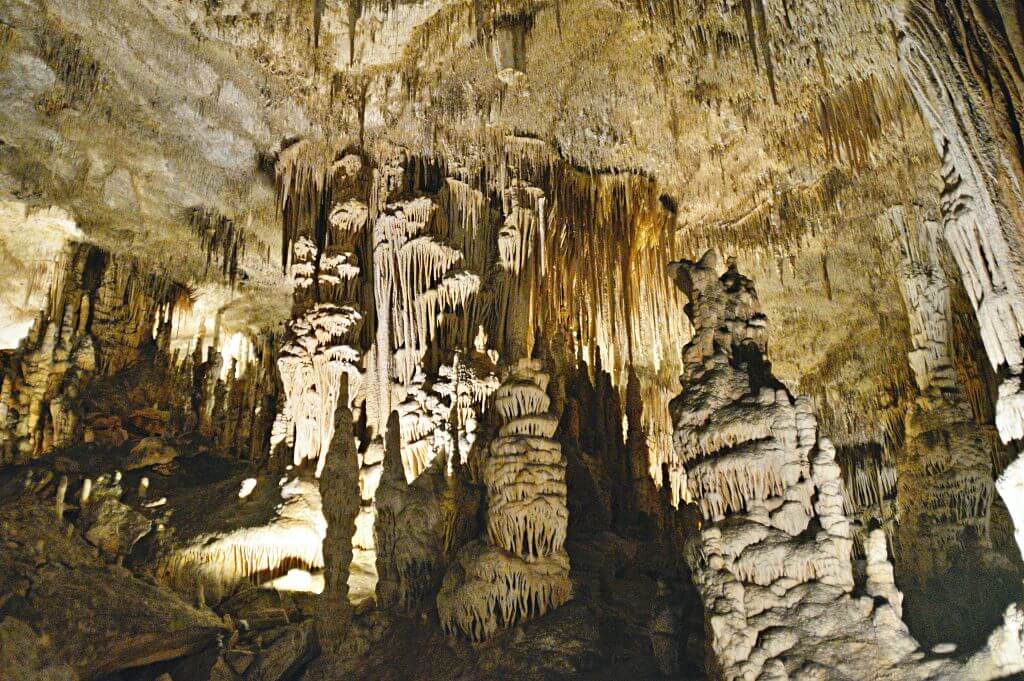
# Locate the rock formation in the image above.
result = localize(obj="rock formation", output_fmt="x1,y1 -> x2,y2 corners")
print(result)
885,205 -> 1017,643
317,380 -> 360,648
667,250 -> 1024,679
374,410 -> 447,614
3,0 -> 1024,677
438,359 -> 570,641
896,2 -> 1024,446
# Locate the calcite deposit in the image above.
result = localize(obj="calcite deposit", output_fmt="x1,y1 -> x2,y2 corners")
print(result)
438,359 -> 571,641
2,0 -> 1024,679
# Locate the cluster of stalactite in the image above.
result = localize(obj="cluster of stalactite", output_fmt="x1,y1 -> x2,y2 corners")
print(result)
834,444 -> 898,557
366,190 -> 481,434
668,251 -> 916,679
437,359 -> 570,641
427,137 -> 692,492
275,300 -> 363,476
0,234 -> 285,469
443,134 -> 691,490
896,1 -> 1024,449
270,144 -> 510,614
311,135 -> 690,493
270,149 -> 368,478
186,207 -> 270,288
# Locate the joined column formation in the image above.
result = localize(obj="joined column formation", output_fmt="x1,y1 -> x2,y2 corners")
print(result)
887,206 -> 1008,641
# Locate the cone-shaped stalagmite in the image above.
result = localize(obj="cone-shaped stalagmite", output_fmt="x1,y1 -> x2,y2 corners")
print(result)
318,379 -> 360,647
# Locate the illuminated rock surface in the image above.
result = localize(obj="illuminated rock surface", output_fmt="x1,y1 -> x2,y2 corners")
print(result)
1,0 -> 1024,678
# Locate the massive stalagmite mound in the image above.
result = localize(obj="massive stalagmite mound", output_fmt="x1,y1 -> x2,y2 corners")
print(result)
437,359 -> 571,641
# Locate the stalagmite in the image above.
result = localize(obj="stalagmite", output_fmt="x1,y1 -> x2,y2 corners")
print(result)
7,3 -> 1024,674
375,410 -> 448,613
317,381 -> 360,647
669,251 -> 932,679
0,244 -> 172,463
55,475 -> 68,524
438,359 -> 570,641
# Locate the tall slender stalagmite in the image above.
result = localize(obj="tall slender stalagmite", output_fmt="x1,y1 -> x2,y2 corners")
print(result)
318,379 -> 360,647
374,409 -> 448,613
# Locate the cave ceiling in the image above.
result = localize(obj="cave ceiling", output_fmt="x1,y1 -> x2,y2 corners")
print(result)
0,0 -> 951,454
5,0 -> 1024,679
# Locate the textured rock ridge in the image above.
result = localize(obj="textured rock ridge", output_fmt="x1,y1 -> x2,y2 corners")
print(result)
896,1 -> 1024,446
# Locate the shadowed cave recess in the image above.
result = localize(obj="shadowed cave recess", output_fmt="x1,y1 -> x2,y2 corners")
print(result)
2,0 -> 1024,679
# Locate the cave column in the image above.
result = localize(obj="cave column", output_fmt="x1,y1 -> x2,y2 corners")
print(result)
887,206 -> 1000,637
270,148 -> 367,477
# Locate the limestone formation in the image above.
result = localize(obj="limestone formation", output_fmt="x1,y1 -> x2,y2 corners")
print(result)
438,359 -> 570,641
274,302 -> 363,476
670,251 -> 943,679
158,476 -> 327,603
374,410 -> 448,614
0,245 -> 164,463
3,1 -> 1024,677
317,382 -> 360,648
896,2 -> 1024,447
885,206 -> 1013,641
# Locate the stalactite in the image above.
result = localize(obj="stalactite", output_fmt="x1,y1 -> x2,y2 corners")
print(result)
37,29 -> 104,109
271,152 -> 369,476
185,207 -> 266,288
276,302 -> 363,476
366,184 -> 483,446
898,2 -> 1024,446
275,139 -> 338,269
